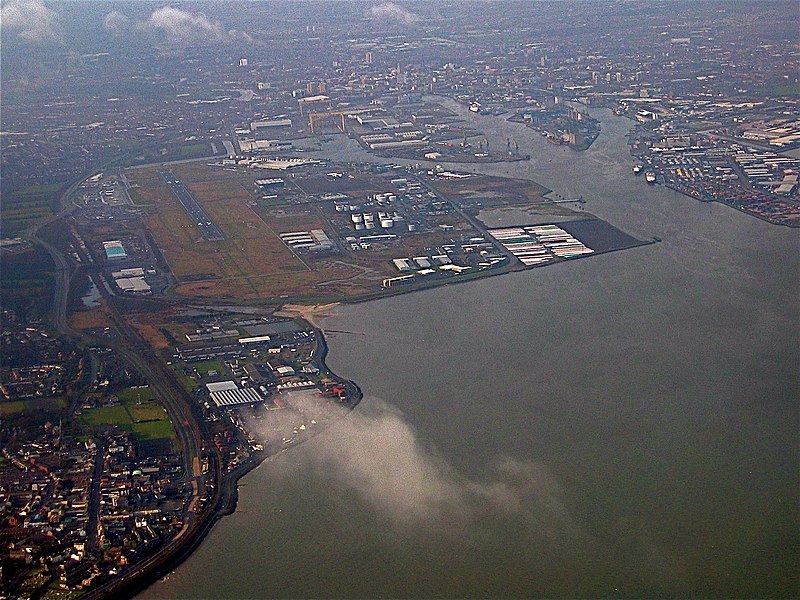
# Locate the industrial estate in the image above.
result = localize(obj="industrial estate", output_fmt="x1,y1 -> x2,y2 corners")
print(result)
1,1 -> 797,598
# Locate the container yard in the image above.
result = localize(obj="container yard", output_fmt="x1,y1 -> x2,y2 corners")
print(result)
487,219 -> 651,268
488,224 -> 593,266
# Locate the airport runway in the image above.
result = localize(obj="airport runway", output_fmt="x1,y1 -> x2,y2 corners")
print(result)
158,169 -> 225,241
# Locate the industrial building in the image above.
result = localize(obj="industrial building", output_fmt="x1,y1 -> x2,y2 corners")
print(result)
250,119 -> 292,131
206,381 -> 265,408
279,229 -> 334,253
102,240 -> 127,260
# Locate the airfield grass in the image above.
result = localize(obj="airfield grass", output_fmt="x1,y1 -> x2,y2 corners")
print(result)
134,167 -> 307,284
129,163 -> 510,301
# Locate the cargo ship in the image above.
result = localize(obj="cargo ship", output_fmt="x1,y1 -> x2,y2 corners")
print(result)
645,171 -> 656,184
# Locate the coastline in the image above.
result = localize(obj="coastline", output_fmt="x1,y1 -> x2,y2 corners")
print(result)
274,302 -> 341,329
86,316 -> 363,600
111,232 -> 656,599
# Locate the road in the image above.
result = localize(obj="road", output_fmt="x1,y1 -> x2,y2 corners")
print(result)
26,174 -> 226,600
411,173 -> 521,266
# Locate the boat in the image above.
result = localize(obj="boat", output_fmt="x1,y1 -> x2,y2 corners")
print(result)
645,171 -> 656,184
633,164 -> 643,175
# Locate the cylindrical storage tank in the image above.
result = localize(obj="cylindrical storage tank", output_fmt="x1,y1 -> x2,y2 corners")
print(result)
380,219 -> 394,229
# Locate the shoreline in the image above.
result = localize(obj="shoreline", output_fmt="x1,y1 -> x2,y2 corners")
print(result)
85,107 -> 652,600
108,231 -> 660,599
661,182 -> 800,229
85,318 -> 363,600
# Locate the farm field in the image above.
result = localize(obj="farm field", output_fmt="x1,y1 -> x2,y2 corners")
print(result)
0,183 -> 62,235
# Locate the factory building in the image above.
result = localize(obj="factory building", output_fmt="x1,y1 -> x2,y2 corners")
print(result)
206,381 -> 264,407
250,119 -> 292,131
102,240 -> 127,260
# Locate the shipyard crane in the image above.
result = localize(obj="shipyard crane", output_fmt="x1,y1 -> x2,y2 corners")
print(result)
307,110 -> 348,133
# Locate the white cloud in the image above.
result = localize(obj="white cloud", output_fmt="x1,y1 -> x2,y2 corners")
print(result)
103,10 -> 130,35
0,0 -> 60,43
247,396 -> 581,535
146,6 -> 224,41
369,2 -> 420,26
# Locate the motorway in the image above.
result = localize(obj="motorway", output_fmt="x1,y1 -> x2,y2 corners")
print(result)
158,169 -> 226,241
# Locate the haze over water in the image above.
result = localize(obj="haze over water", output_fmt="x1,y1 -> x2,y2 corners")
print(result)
143,109 -> 799,598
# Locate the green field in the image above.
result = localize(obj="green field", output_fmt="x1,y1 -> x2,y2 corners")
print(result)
1,245 -> 56,317
117,386 -> 156,404
1,183 -> 62,235
81,404 -> 130,427
80,391 -> 176,442
0,401 -> 27,416
191,360 -> 225,375
0,397 -> 65,418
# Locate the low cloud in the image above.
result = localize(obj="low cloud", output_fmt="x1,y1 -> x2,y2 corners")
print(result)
103,10 -> 130,35
143,6 -> 253,44
369,2 -> 420,26
146,6 -> 225,41
253,396 -> 580,536
0,0 -> 60,43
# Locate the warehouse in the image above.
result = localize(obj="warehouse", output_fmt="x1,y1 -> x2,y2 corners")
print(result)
102,240 -> 127,260
206,381 -> 264,407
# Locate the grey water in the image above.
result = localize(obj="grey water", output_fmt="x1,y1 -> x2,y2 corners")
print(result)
142,107 -> 799,598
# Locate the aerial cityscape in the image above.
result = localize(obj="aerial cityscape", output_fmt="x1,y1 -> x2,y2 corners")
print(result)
1,1 -> 798,598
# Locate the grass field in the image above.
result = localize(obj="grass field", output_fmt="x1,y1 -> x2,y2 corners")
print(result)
427,174 -> 550,206
0,397 -> 67,420
192,360 -> 226,375
80,391 -> 176,443
0,401 -> 27,417
0,246 -> 55,318
1,183 -> 62,235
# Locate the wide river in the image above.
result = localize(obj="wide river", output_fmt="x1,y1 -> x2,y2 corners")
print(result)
143,105 -> 798,598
